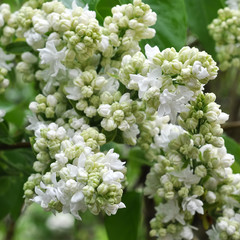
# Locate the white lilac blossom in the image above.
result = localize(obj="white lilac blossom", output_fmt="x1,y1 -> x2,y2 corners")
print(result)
38,41 -> 66,77
0,0 -> 237,239
209,6 -> 240,70
158,86 -> 194,122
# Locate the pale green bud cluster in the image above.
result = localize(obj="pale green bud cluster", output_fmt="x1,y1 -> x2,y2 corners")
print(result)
145,91 -> 238,239
100,0 -> 156,67
153,46 -> 218,91
137,114 -> 169,151
29,92 -> 67,119
0,4 -> 16,45
119,52 -> 149,88
207,208 -> 240,240
0,67 -> 9,93
178,93 -> 228,148
16,52 -> 38,82
81,127 -> 106,151
66,69 -> 108,118
99,93 -> 136,132
60,9 -> 101,66
25,115 -> 126,219
209,7 -> 240,70
104,0 -> 156,42
23,173 -> 42,200
150,217 -> 189,240
15,6 -> 41,38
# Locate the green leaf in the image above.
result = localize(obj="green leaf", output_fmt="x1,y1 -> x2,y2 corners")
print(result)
119,0 -> 132,3
104,191 -> 142,240
5,41 -> 32,54
0,122 -> 13,144
2,0 -> 24,11
5,105 -> 26,127
0,175 -> 27,220
96,0 -> 121,20
141,0 -> 187,51
2,149 -> 35,175
184,0 -> 224,58
128,147 -> 152,166
223,135 -> 240,173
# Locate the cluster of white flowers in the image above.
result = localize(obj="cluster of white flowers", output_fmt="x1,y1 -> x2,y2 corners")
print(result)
1,0 -> 240,238
144,91 -> 240,239
120,45 -> 218,121
24,113 -> 125,219
16,0 -> 156,220
209,5 -> 240,71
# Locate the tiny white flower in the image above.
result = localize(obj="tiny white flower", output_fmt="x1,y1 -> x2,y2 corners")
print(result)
217,220 -> 228,231
104,202 -> 126,216
130,67 -> 162,98
38,41 -> 66,77
171,166 -> 201,186
98,104 -> 112,117
156,200 -> 185,224
0,47 -> 15,70
24,29 -> 45,50
192,61 -> 210,80
152,124 -> 186,151
32,15 -> 50,34
158,85 -> 194,122
105,149 -> 125,170
180,226 -> 194,240
206,226 -> 220,240
145,44 -> 160,62
47,95 -> 58,107
98,35 -> 109,52
22,52 -> 38,64
182,195 -> 204,215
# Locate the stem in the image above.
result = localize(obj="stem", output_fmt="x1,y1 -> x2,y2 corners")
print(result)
0,142 -> 31,151
222,121 -> 240,130
4,218 -> 16,240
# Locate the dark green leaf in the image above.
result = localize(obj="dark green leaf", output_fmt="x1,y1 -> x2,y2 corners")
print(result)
128,147 -> 152,166
0,175 -> 26,220
119,0 -> 132,3
0,122 -> 13,144
2,0 -> 24,11
2,148 -> 35,175
5,104 -> 26,128
184,0 -> 224,58
141,0 -> 187,51
96,0 -> 121,20
5,42 -> 32,54
223,135 -> 240,173
104,191 -> 142,240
